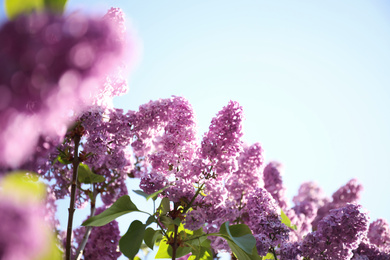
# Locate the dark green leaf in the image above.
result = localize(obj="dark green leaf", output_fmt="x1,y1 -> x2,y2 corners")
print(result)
174,243 -> 192,258
220,222 -> 256,254
145,216 -> 156,226
188,241 -> 213,260
43,0 -> 67,13
133,186 -> 169,201
78,164 -> 105,184
119,220 -> 145,259
227,242 -> 261,260
82,195 -> 140,226
144,228 -> 158,250
158,197 -> 171,216
160,216 -> 181,227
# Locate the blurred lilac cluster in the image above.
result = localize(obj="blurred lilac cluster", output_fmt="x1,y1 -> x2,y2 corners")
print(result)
0,7 -> 129,168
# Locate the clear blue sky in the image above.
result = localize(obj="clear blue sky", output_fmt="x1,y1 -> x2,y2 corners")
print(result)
1,0 -> 390,258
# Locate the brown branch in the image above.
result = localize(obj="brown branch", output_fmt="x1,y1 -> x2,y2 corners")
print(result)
65,134 -> 81,260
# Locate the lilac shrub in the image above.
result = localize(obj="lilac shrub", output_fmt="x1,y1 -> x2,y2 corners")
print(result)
1,3 -> 390,260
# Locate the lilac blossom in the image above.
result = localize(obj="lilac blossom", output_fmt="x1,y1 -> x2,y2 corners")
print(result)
243,187 -> 290,256
0,8 -> 130,168
263,161 -> 289,210
367,219 -> 390,251
74,207 -> 121,260
352,238 -> 390,259
288,182 -> 330,241
312,178 -> 363,230
225,142 -> 264,203
200,100 -> 243,177
302,203 -> 369,260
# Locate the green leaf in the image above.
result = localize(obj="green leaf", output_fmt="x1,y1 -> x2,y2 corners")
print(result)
119,220 -> 146,259
133,186 -> 169,201
82,195 -> 140,226
144,228 -> 158,250
78,164 -> 105,184
43,0 -> 67,13
155,238 -> 171,259
217,222 -> 261,260
188,238 -> 213,260
262,252 -> 275,259
158,197 -> 171,216
145,216 -> 156,226
220,222 -> 256,254
155,236 -> 192,259
280,209 -> 297,230
160,216 -> 181,228
4,0 -> 44,19
1,171 -> 46,203
188,245 -> 213,260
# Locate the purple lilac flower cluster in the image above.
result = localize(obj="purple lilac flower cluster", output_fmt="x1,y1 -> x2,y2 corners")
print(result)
73,207 -> 121,260
244,187 -> 290,256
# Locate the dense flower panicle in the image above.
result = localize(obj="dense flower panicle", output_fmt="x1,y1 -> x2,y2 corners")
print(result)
200,100 -> 244,177
74,207 -> 121,260
332,178 -> 363,204
279,241 -> 302,260
225,142 -> 264,203
0,8 -> 130,168
133,97 -> 199,202
302,203 -> 369,260
367,219 -> 390,251
263,161 -> 289,210
352,238 -> 390,259
312,178 -> 363,229
243,187 -> 290,256
293,181 -> 330,210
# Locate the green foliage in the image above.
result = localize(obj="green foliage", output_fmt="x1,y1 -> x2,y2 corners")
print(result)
219,222 -> 256,254
43,0 -> 67,13
4,0 -> 67,19
119,220 -> 146,260
133,186 -> 169,201
218,222 -> 261,260
1,171 -> 46,203
262,253 -> 275,260
55,147 -> 72,165
82,195 -> 140,226
77,164 -> 105,184
280,209 -> 297,230
158,197 -> 171,216
144,228 -> 162,250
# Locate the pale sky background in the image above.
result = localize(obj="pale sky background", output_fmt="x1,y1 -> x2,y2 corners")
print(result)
1,1 -> 390,259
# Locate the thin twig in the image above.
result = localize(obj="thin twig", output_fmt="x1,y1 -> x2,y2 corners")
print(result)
74,184 -> 97,260
65,134 -> 81,260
